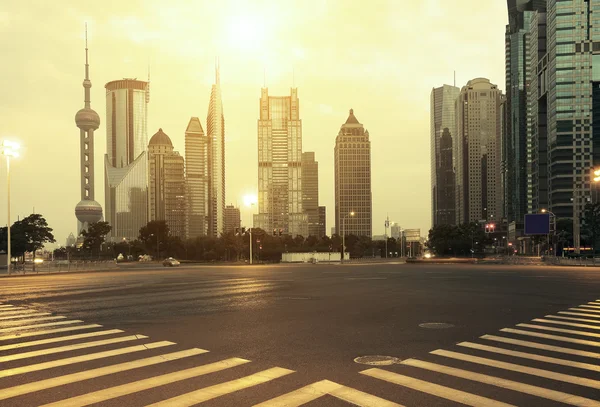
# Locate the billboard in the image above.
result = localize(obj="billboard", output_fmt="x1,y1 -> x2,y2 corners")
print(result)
404,229 -> 421,242
524,213 -> 550,235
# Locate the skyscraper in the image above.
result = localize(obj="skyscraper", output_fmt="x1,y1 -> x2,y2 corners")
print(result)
430,85 -> 460,227
224,205 -> 241,234
318,206 -> 326,238
148,129 -> 186,239
74,27 -> 103,235
255,87 -> 308,237
526,8 -> 548,215
207,64 -> 225,237
334,109 -> 372,237
185,117 -> 208,239
505,0 -> 547,220
455,78 -> 505,224
302,152 -> 320,236
104,78 -> 149,241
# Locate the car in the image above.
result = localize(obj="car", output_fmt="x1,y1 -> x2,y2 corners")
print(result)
162,257 -> 180,267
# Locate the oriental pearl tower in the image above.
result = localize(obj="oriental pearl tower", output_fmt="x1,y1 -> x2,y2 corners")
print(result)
74,25 -> 103,235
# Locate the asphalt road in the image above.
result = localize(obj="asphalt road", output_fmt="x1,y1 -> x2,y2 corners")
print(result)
0,262 -> 599,406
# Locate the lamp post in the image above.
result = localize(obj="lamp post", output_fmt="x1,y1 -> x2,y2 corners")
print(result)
541,208 -> 556,256
249,227 -> 253,265
341,211 -> 355,263
1,141 -> 20,274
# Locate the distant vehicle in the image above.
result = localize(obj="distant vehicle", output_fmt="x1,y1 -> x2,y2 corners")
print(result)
162,257 -> 180,267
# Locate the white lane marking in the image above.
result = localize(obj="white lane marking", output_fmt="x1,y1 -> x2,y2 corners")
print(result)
432,349 -> 600,389
0,305 -> 15,309
501,327 -> 600,348
147,367 -> 294,407
458,342 -> 600,372
360,368 -> 514,407
0,312 -> 51,321
581,304 -> 600,309
255,380 -> 401,407
570,307 -> 600,314
40,357 -> 250,407
516,323 -> 600,339
0,307 -> 26,313
0,324 -> 102,341
396,359 -> 600,407
0,341 -> 174,378
559,311 -> 600,319
482,334 -> 600,359
0,320 -> 82,333
0,329 -> 124,352
546,315 -> 600,324
0,334 -> 148,363
0,316 -> 66,326
0,309 -> 38,317
0,348 -> 206,402
533,318 -> 600,330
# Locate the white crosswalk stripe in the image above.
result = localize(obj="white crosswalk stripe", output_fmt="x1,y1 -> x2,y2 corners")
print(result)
1,296 -> 600,407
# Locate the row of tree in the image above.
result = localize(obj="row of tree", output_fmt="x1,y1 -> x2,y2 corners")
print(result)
427,202 -> 600,257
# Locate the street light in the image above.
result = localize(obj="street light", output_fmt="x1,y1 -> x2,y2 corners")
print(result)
1,140 -> 20,274
341,211 -> 355,263
541,208 -> 557,256
244,196 -> 257,265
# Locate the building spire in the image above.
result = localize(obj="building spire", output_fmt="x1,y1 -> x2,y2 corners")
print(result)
215,56 -> 220,85
83,23 -> 91,109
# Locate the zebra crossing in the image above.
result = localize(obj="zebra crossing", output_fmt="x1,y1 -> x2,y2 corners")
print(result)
0,299 -> 600,405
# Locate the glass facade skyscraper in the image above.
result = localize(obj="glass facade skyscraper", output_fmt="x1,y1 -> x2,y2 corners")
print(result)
104,79 -> 149,241
206,66 -> 225,238
334,109 -> 372,237
255,88 -> 308,237
430,85 -> 460,226
302,152 -> 320,237
185,117 -> 208,239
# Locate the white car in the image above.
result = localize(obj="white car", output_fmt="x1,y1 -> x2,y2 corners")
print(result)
162,257 -> 181,267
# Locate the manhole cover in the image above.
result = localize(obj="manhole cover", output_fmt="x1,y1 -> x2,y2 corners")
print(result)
354,355 -> 400,366
419,322 -> 455,329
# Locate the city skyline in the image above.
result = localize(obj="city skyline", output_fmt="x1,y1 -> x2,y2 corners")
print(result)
0,1 -> 507,245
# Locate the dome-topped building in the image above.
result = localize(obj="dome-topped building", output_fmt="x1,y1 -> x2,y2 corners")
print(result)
74,26 -> 103,235
149,128 -> 174,149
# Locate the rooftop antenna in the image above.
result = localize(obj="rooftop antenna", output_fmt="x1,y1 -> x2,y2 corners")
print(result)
292,67 -> 295,88
263,67 -> 266,88
454,70 -> 456,87
215,56 -> 220,85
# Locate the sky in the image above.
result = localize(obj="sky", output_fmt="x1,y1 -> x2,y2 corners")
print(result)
0,0 -> 507,246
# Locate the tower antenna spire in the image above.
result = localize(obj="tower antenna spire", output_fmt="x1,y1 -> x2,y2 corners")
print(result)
215,56 -> 220,85
292,67 -> 295,88
454,70 -> 456,87
83,22 -> 91,109
263,67 -> 266,88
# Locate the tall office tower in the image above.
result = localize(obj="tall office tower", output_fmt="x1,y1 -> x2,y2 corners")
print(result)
185,117 -> 208,239
104,78 -> 149,240
533,0 -> 600,248
526,9 -> 548,214
207,64 -> 225,237
455,78 -> 505,224
255,87 -> 308,237
390,223 -> 402,239
74,28 -> 103,235
302,152 -> 320,236
148,129 -> 186,239
505,0 -> 547,220
224,205 -> 241,234
334,109 -> 372,237
430,85 -> 460,226
318,206 -> 326,238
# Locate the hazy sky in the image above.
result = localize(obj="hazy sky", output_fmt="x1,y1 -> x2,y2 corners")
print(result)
0,0 -> 507,245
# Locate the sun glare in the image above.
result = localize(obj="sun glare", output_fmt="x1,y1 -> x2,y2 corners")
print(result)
243,194 -> 258,207
226,14 -> 268,52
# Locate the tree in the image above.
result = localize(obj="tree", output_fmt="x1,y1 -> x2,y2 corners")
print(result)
82,222 -> 112,256
8,214 -> 56,271
139,221 -> 170,258
581,202 -> 600,253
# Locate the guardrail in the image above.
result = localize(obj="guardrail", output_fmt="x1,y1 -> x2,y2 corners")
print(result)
6,260 -> 118,275
543,256 -> 600,267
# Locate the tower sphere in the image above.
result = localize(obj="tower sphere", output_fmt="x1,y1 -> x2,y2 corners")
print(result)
75,199 -> 103,224
75,108 -> 100,131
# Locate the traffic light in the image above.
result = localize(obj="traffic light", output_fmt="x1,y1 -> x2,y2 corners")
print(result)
273,228 -> 277,236
279,228 -> 283,236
